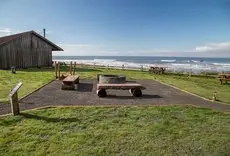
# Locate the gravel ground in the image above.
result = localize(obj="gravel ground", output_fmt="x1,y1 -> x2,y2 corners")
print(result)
1,79 -> 230,115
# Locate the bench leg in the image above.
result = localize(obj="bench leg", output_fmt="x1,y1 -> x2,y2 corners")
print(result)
61,83 -> 75,90
97,89 -> 107,97
130,88 -> 142,97
129,89 -> 134,95
75,78 -> 79,84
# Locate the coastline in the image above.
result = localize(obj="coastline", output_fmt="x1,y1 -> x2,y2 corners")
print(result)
52,56 -> 230,74
52,61 -> 221,77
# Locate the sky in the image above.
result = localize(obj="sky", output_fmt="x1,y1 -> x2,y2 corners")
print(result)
0,0 -> 230,57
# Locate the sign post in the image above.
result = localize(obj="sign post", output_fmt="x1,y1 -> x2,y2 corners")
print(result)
9,82 -> 22,115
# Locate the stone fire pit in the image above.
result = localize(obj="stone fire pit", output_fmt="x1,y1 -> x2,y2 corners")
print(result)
97,74 -> 126,84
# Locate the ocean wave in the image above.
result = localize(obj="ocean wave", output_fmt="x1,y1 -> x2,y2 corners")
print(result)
171,63 -> 191,66
192,60 -> 200,63
161,59 -> 176,63
53,58 -> 230,73
191,60 -> 204,63
93,59 -> 116,62
212,63 -> 230,66
181,60 -> 190,63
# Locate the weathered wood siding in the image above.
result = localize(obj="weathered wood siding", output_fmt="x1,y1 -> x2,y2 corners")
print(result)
0,33 -> 52,69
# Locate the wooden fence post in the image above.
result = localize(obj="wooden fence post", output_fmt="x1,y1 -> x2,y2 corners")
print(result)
9,82 -> 22,115
73,62 -> 76,75
189,69 -> 192,77
55,62 -> 58,78
58,62 -> 60,79
70,61 -> 73,75
141,65 -> 143,72
122,64 -> 124,70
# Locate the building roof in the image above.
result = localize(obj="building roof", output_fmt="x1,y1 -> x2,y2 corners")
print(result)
0,31 -> 63,51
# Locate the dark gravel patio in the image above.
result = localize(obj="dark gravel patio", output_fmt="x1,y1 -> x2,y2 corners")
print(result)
1,79 -> 230,115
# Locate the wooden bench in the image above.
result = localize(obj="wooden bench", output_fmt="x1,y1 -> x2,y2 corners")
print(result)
219,78 -> 230,85
149,67 -> 166,74
61,75 -> 80,90
218,74 -> 230,85
97,83 -> 146,97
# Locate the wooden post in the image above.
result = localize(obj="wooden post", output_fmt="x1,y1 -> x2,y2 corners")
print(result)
122,64 -> 124,70
70,61 -> 73,75
107,64 -> 109,70
58,62 -> 61,79
213,91 -> 217,101
9,82 -> 22,115
141,65 -> 143,72
55,62 -> 58,78
73,62 -> 76,75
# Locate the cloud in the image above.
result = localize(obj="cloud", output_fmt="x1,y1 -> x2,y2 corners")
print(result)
54,44 -> 178,56
138,42 -> 230,57
54,42 -> 230,57
0,28 -> 26,37
0,28 -> 12,33
0,28 -> 49,37
195,42 -> 230,52
55,44 -> 100,56
0,28 -> 13,36
59,44 -> 91,47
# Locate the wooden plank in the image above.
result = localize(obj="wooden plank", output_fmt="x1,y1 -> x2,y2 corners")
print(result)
62,75 -> 79,83
97,83 -> 145,90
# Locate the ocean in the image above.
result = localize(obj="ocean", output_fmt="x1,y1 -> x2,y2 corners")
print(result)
52,56 -> 230,73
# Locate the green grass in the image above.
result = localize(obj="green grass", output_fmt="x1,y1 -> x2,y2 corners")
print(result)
152,73 -> 230,103
0,106 -> 230,155
1,66 -> 230,103
0,68 -> 54,102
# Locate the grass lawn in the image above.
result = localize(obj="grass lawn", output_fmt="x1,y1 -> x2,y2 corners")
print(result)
0,66 -> 230,103
0,106 -> 230,155
0,68 -> 54,103
152,73 -> 230,104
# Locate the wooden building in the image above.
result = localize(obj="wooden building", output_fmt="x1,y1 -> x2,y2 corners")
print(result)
0,31 -> 63,69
